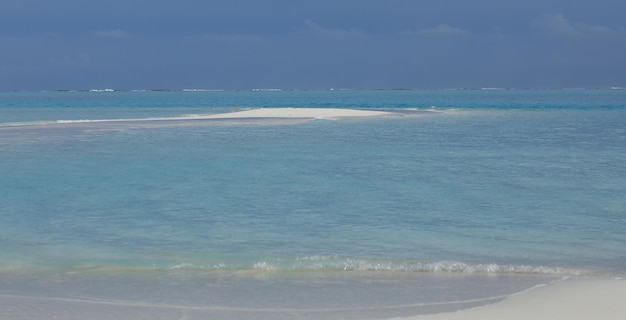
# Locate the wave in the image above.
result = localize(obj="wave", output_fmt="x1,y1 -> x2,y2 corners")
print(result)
163,256 -> 586,276
88,89 -> 115,92
0,255 -> 589,276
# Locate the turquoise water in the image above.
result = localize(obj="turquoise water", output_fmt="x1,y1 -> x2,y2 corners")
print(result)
1,89 -> 625,318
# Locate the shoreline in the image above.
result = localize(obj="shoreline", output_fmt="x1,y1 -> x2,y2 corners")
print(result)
5,270 -> 619,319
391,277 -> 626,320
0,270 -> 556,319
1,272 -> 624,320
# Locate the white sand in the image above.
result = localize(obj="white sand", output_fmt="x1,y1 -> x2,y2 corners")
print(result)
390,278 -> 626,320
201,108 -> 396,120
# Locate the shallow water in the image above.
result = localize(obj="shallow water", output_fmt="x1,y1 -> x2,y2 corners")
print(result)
1,89 -> 625,318
0,270 -> 558,319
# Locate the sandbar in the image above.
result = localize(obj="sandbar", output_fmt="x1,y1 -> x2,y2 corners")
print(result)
0,108 -> 422,132
201,107 -> 398,120
390,278 -> 626,320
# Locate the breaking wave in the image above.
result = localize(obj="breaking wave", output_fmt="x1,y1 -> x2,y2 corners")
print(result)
162,255 -> 587,276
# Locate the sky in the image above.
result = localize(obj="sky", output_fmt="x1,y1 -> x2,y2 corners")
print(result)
2,0 -> 626,90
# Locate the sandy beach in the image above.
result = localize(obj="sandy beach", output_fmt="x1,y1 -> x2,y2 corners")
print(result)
391,278 -> 626,320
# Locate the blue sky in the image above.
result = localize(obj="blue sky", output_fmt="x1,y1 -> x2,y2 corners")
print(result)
2,0 -> 625,90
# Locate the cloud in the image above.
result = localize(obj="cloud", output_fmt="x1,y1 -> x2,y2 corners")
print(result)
94,29 -> 133,39
303,20 -> 367,39
532,14 -> 626,37
531,14 -> 578,36
186,33 -> 263,42
413,24 -> 470,37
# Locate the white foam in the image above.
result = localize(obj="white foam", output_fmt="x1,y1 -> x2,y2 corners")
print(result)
88,89 -> 115,92
213,256 -> 588,276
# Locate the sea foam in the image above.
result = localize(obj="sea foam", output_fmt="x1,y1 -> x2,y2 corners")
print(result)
140,256 -> 589,276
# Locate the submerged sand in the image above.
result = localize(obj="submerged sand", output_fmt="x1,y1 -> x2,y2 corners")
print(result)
392,278 -> 626,320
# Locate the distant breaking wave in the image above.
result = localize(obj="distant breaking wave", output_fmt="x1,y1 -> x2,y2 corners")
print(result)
88,89 -> 115,92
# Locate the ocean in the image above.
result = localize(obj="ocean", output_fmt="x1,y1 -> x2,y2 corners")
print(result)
1,89 -> 625,319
